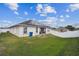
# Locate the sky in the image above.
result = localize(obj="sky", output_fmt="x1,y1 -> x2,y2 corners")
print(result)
0,3 -> 79,27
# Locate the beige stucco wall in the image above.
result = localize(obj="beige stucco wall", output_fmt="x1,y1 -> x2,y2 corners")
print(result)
9,26 -> 40,37
24,27 -> 52,36
23,26 -> 40,37
9,26 -> 24,37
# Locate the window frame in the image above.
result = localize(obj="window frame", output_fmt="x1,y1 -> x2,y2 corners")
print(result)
36,27 -> 38,33
24,27 -> 27,34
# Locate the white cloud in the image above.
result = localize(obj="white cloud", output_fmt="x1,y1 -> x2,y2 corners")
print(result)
65,15 -> 70,18
60,15 -> 64,18
24,11 -> 28,15
32,16 -> 67,27
5,3 -> 19,16
14,11 -> 19,15
40,13 -> 47,16
59,15 -> 65,22
68,3 -> 79,12
66,9 -> 70,12
36,4 -> 43,13
36,4 -> 56,16
30,7 -> 33,9
17,16 -> 23,19
60,15 -> 70,18
38,17 -> 57,26
5,3 -> 19,11
60,19 -> 65,22
0,20 -> 12,27
2,20 -> 12,24
44,6 -> 56,14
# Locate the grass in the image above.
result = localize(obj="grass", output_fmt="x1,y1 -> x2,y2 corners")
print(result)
0,32 -> 79,56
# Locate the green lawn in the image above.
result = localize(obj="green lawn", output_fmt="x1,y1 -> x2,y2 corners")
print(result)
0,32 -> 79,56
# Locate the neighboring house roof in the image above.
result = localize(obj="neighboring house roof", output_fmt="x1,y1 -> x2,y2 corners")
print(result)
9,20 -> 53,29
55,27 -> 69,32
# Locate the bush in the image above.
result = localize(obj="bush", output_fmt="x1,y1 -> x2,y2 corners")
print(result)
65,25 -> 75,31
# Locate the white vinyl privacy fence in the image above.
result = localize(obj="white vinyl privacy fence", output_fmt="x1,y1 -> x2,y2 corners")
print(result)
51,30 -> 79,38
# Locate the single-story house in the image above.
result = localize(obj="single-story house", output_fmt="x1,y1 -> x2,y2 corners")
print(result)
9,20 -> 53,37
55,27 -> 69,32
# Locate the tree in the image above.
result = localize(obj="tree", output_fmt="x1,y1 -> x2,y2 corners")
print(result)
65,25 -> 75,31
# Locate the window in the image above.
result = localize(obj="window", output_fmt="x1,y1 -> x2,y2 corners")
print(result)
24,27 -> 27,34
36,27 -> 38,33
